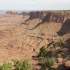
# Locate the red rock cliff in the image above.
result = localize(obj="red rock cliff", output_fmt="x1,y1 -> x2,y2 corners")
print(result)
29,11 -> 70,23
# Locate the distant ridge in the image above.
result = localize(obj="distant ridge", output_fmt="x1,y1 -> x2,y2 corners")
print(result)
0,10 -> 6,17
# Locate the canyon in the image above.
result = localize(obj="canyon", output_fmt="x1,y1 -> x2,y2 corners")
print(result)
0,11 -> 70,70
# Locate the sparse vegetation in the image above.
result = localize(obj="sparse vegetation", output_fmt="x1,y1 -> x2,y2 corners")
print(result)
21,59 -> 33,70
14,59 -> 33,70
52,40 -> 65,48
0,62 -> 12,70
38,46 -> 47,57
60,41 -> 65,45
0,11 -> 70,70
14,60 -> 23,70
41,58 -> 56,69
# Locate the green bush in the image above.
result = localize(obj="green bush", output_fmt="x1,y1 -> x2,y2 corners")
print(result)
38,46 -> 47,57
21,59 -> 33,70
14,59 -> 33,70
0,62 -> 12,70
41,58 -> 56,69
60,41 -> 65,45
14,60 -> 23,70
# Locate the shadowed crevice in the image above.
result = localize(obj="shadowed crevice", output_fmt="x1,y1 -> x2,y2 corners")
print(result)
57,19 -> 70,36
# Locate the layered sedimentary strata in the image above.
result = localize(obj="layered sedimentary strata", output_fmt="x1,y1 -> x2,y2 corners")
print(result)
29,11 -> 70,23
29,11 -> 47,19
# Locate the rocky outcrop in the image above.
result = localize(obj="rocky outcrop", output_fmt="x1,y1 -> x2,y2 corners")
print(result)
65,61 -> 70,69
20,12 -> 30,16
5,11 -> 20,16
29,11 -> 47,19
3,11 -> 20,17
42,12 -> 66,23
29,11 -> 70,23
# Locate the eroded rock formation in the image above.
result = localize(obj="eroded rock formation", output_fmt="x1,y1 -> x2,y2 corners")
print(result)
29,11 -> 70,23
29,11 -> 47,19
6,11 -> 19,15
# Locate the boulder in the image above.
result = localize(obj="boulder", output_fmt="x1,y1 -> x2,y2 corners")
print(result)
57,58 -> 63,63
65,61 -> 70,68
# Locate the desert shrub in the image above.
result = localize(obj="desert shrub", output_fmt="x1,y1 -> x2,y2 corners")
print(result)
60,41 -> 65,45
53,41 -> 65,47
41,58 -> 56,69
14,60 -> 23,70
0,62 -> 12,70
14,59 -> 33,70
57,41 -> 65,46
38,46 -> 47,57
21,59 -> 33,70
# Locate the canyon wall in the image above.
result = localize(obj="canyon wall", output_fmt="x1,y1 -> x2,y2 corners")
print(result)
29,11 -> 70,23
